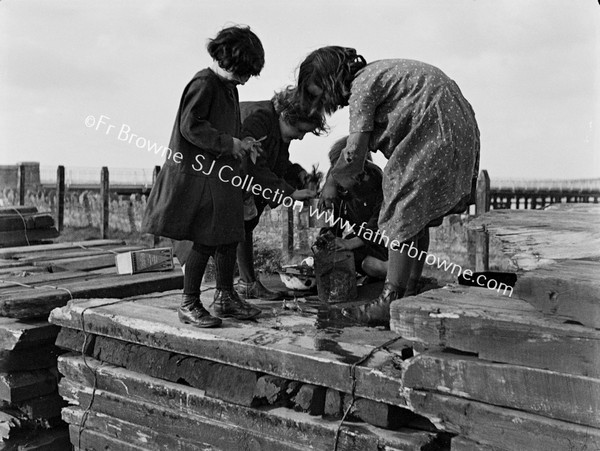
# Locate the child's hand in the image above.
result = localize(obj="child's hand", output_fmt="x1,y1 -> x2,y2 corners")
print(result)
328,238 -> 351,251
241,136 -> 265,163
318,179 -> 338,210
232,137 -> 265,160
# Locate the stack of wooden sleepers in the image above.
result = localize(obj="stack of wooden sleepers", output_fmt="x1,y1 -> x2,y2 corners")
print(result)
49,287 -> 453,451
0,207 -> 59,249
48,204 -> 600,450
0,239 -> 183,450
390,204 -> 600,450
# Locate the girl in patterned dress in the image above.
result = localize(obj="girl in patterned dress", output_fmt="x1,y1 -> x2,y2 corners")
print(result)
295,46 -> 480,326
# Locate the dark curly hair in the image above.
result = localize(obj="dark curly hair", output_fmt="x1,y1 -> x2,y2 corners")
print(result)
207,25 -> 265,78
295,46 -> 367,115
272,87 -> 328,136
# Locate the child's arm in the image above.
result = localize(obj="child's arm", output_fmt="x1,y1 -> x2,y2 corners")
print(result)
330,131 -> 371,188
179,77 -> 241,157
241,109 -> 297,203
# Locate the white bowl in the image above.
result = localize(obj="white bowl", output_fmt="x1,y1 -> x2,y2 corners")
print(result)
278,272 -> 316,291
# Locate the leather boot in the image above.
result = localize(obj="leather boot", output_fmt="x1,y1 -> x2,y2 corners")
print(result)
235,279 -> 282,301
178,295 -> 222,328
341,282 -> 404,327
213,290 -> 261,320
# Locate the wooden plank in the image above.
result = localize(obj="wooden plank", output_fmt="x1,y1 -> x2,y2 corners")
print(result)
514,260 -> 600,328
450,436 -> 505,451
92,334 -> 259,407
0,318 -> 58,351
0,369 -> 57,403
403,352 -> 600,428
0,270 -> 183,319
49,297 -> 413,407
32,250 -> 142,272
6,244 -> 143,264
408,391 -> 600,451
0,228 -> 59,247
63,404 -> 304,451
0,207 -> 38,216
63,408 -> 215,451
9,426 -> 70,451
58,354 -> 445,451
0,265 -> 50,275
0,270 -> 99,291
0,409 -> 23,440
68,425 -> 147,451
31,245 -> 150,272
0,345 -> 62,371
0,214 -> 54,231
467,207 -> 600,271
11,393 -> 66,421
0,240 -> 125,259
390,286 -> 600,378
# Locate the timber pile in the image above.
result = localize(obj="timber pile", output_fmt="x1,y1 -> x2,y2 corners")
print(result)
49,291 -> 451,450
46,204 -> 599,450
0,240 -> 183,449
469,204 -> 600,328
388,204 -> 600,450
0,207 -> 59,248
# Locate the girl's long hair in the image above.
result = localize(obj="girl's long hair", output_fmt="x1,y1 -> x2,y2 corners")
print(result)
296,46 -> 366,115
272,87 -> 328,136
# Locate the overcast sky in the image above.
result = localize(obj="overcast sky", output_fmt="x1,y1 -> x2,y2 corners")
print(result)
1,0 -> 598,181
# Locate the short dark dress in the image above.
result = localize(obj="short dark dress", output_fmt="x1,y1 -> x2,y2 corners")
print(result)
239,100 -> 299,211
331,59 -> 480,243
142,68 -> 245,246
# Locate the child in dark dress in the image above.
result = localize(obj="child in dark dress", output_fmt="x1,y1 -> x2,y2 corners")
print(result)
320,137 -> 388,280
236,88 -> 326,300
142,25 -> 266,328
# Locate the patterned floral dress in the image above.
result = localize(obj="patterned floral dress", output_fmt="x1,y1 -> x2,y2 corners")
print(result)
331,59 -> 480,243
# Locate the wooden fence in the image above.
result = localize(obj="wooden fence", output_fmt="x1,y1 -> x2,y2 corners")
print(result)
4,164 -> 600,263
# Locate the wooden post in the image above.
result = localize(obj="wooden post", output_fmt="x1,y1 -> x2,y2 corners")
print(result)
101,167 -> 109,238
17,163 -> 26,206
56,165 -> 65,232
471,169 -> 490,271
282,206 -> 294,263
152,165 -> 160,247
475,227 -> 489,271
475,170 -> 490,215
127,197 -> 137,233
298,208 -> 309,253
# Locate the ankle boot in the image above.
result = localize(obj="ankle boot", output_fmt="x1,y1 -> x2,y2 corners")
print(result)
341,282 -> 404,327
178,294 -> 222,328
213,290 -> 261,320
235,279 -> 282,301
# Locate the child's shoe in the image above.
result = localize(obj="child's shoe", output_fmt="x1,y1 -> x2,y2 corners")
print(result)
178,295 -> 222,328
341,282 -> 404,327
213,290 -> 261,320
235,279 -> 282,301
